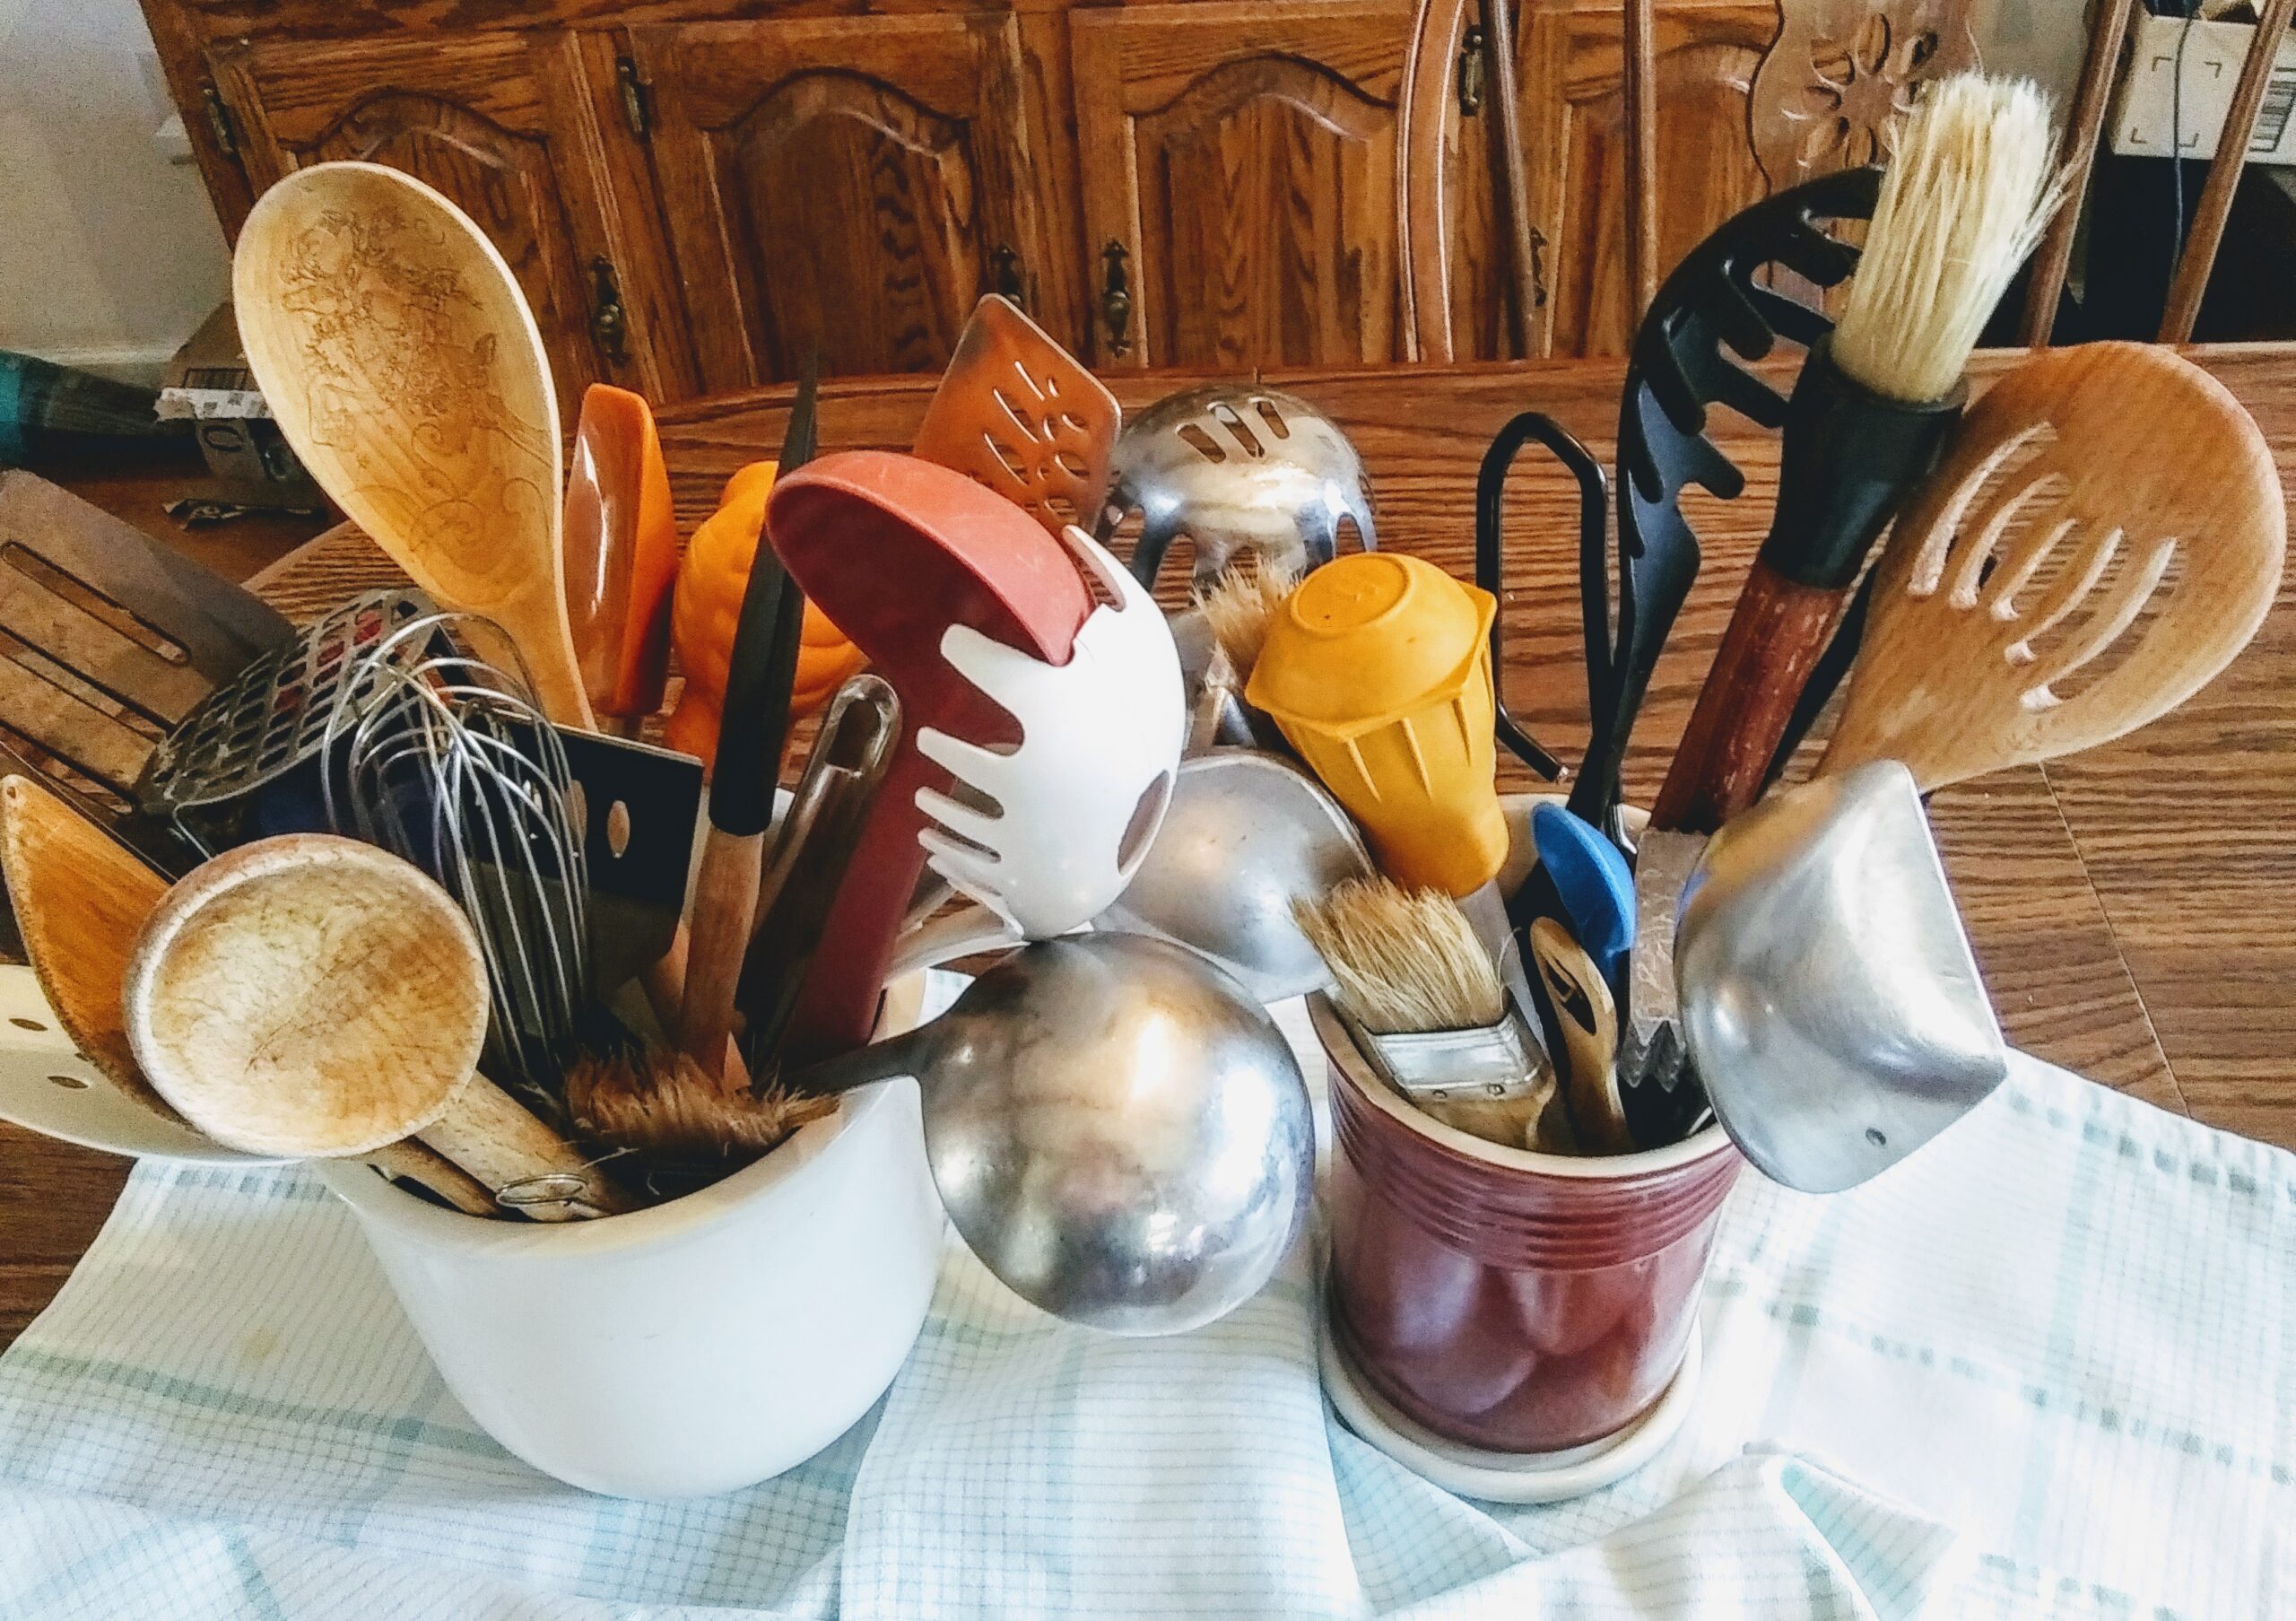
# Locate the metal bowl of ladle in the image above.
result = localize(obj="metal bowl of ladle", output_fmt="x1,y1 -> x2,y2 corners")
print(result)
790,931 -> 1316,1335
1676,760 -> 2008,1194
891,750 -> 1372,1004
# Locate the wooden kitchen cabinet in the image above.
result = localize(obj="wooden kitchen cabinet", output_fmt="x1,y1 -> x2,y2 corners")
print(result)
144,0 -> 1984,396
206,29 -> 697,415
1518,0 -> 1778,358
631,14 -> 1058,390
1071,0 -> 1419,370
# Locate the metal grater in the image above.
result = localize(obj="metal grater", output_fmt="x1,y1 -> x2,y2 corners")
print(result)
137,589 -> 438,853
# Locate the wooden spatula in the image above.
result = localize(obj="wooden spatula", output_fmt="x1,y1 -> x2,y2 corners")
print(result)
232,161 -> 595,730
1819,342 -> 2285,789
911,295 -> 1120,536
0,773 -> 176,1117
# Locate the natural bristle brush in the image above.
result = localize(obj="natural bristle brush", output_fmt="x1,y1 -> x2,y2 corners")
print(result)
1294,876 -> 1560,1151
1653,74 -> 2064,834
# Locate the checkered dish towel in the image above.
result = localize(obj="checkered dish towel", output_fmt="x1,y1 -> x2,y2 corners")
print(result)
0,992 -> 2288,1621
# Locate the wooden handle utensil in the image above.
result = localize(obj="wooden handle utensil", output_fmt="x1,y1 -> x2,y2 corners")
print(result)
232,161 -> 595,730
1819,342 -> 2285,790
123,836 -> 628,1218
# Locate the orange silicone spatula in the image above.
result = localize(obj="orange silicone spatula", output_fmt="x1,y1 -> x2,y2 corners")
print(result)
564,384 -> 680,736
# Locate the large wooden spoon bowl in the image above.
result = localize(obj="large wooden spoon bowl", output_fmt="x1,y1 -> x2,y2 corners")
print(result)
232,161 -> 593,729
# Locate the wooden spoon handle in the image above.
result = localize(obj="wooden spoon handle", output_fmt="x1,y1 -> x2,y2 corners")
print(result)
422,1075 -> 632,1219
1651,561 -> 1846,834
363,1140 -> 498,1216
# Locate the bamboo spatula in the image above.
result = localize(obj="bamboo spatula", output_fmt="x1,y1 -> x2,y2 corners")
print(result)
232,161 -> 595,730
1818,342 -> 2285,789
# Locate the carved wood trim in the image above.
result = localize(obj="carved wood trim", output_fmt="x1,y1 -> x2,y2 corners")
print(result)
1747,0 -> 1978,189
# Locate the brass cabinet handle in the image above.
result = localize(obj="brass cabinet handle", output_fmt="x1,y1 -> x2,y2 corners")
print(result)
1099,240 -> 1133,358
989,243 -> 1026,308
587,257 -> 630,363
1457,25 -> 1486,118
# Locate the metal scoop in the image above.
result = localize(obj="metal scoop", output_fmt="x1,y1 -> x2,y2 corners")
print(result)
1676,760 -> 2006,1193
791,932 -> 1315,1336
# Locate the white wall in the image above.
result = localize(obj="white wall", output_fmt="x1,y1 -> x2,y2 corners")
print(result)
0,0 -> 231,381
0,0 -> 2092,385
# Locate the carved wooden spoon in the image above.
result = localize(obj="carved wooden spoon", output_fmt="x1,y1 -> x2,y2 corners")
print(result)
1820,342 -> 2285,789
232,161 -> 594,730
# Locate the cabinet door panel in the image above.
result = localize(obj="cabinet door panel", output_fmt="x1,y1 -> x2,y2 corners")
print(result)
634,15 -> 1049,390
1074,1 -> 1415,370
211,31 -> 693,412
1519,3 -> 1773,358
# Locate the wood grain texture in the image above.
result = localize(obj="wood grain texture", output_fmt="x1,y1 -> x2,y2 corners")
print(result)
0,776 -> 178,1117
1073,0 -> 1416,370
1621,0 -> 1659,320
210,30 -> 645,417
1747,0 -> 1978,186
636,13 -> 1051,389
1399,0 -> 1505,364
2017,0 -> 2137,347
1652,560 -> 1846,833
121,834 -> 629,1215
232,160 -> 596,729
2158,0 -> 2296,344
1519,1 -> 1776,357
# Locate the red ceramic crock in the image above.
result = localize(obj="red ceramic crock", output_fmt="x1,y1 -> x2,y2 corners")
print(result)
1314,995 -> 1742,1455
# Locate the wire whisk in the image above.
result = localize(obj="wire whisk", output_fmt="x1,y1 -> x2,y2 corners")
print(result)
320,611 -> 590,1093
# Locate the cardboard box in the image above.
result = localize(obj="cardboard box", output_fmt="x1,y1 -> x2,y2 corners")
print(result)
2109,13 -> 2296,166
157,303 -> 324,509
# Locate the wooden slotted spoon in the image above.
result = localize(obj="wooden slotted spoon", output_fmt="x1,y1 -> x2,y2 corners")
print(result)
1819,342 -> 2285,789
232,161 -> 595,730
911,294 -> 1120,536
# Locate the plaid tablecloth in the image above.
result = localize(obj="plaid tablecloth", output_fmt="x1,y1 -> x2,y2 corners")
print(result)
0,994 -> 2287,1621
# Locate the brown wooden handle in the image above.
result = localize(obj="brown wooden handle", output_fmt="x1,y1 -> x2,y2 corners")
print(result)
364,1140 -> 498,1216
1651,561 -> 1848,834
675,824 -> 766,1085
423,1075 -> 633,1220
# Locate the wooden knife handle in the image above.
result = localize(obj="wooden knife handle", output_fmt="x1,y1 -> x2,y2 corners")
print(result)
1651,560 -> 1848,834
675,824 -> 767,1085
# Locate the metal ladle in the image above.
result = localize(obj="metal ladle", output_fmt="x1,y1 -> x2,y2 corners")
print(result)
1676,760 -> 2007,1193
791,932 -> 1316,1335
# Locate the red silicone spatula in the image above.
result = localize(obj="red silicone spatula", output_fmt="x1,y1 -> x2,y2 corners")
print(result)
767,451 -> 1091,1061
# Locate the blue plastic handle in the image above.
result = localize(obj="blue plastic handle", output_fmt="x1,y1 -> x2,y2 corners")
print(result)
1530,802 -> 1635,990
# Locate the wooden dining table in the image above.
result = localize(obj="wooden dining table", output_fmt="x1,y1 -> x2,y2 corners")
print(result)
4,345 -> 2291,1346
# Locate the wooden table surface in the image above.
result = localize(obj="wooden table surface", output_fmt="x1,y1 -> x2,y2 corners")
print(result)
5,346 -> 2292,1346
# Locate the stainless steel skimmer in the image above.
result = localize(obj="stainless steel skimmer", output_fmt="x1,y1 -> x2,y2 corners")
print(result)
1097,385 -> 1376,590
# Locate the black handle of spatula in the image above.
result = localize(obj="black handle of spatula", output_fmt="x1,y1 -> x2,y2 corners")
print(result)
1651,339 -> 1963,835
1475,413 -> 1605,783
